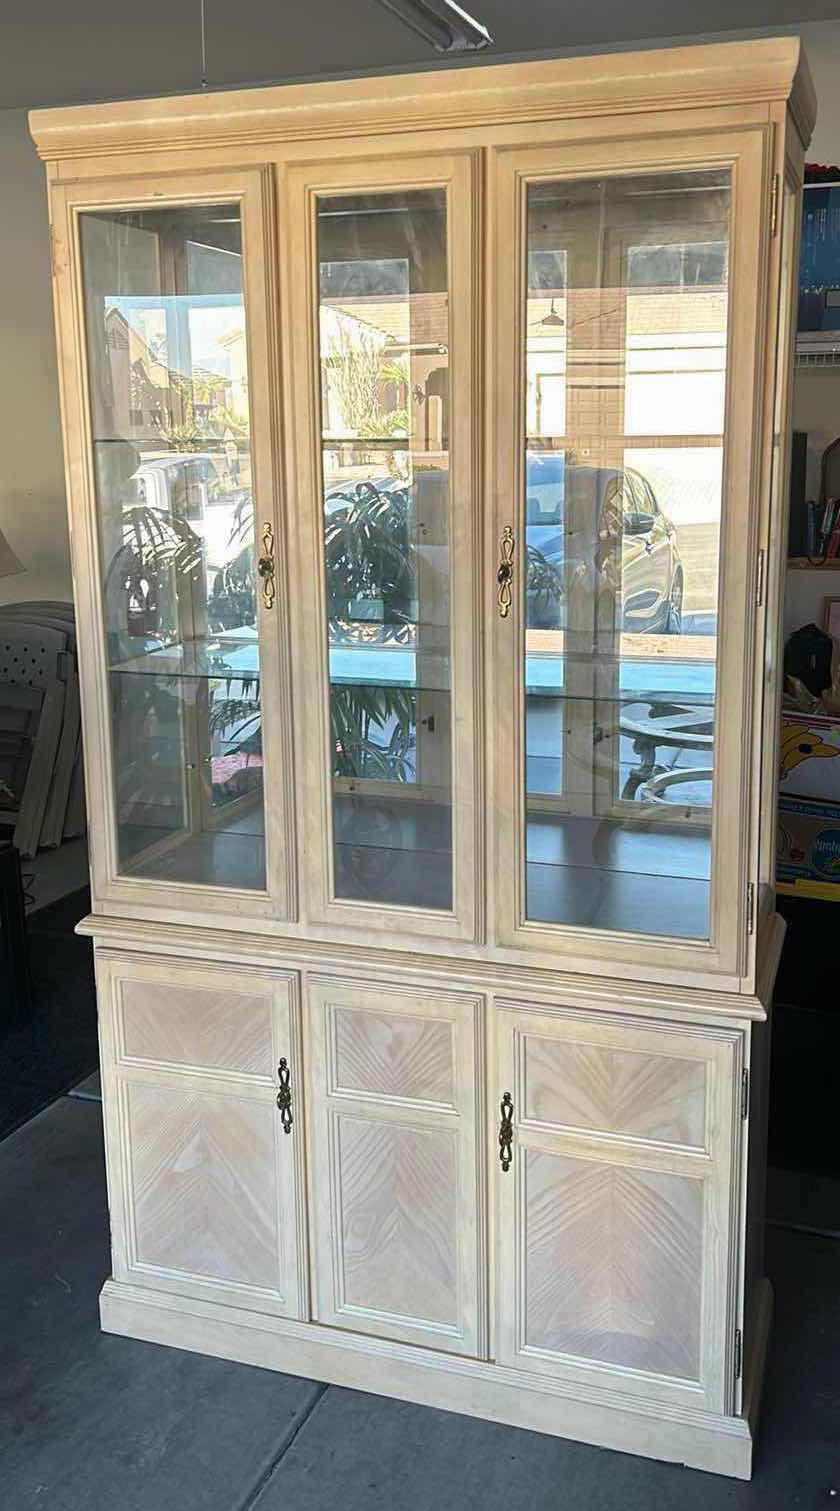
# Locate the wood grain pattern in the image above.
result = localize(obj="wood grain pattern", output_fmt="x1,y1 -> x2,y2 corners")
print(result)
120,979 -> 273,1076
127,1082 -> 280,1291
523,1035 -> 707,1148
308,976 -> 484,1354
334,1006 -> 455,1105
524,1149 -> 703,1380
336,1114 -> 459,1326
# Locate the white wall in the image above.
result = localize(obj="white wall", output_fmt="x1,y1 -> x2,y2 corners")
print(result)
0,107 -> 71,606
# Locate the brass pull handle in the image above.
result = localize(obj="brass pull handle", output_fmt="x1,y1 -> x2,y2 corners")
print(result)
497,526 -> 515,618
276,1057 -> 293,1134
499,1091 -> 514,1172
258,522 -> 276,610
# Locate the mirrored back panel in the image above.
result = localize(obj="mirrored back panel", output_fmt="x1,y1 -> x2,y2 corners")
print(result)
81,202 -> 267,890
315,188 -> 454,913
521,169 -> 730,941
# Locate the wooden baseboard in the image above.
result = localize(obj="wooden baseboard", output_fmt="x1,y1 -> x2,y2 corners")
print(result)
100,1279 -> 758,1479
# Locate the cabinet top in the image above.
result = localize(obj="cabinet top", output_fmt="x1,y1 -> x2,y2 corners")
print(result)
29,35 -> 814,166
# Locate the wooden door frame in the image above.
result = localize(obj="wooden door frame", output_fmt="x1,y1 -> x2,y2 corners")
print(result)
489,125 -> 772,983
48,165 -> 295,921
282,150 -> 483,944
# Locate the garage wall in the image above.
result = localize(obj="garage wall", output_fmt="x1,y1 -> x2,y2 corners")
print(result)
0,107 -> 70,604
1,20 -> 839,611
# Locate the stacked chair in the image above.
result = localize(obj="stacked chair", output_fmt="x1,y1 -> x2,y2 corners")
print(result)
0,602 -> 84,858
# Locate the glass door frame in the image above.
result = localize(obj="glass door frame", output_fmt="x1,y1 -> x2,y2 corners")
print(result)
283,151 -> 481,943
490,127 -> 770,984
49,166 -> 295,921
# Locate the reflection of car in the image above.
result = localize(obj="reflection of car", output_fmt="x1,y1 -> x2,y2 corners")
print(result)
525,454 -> 684,634
134,452 -> 228,518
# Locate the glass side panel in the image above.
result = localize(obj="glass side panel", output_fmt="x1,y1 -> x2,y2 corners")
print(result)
80,202 -> 266,889
316,189 -> 453,911
522,170 -> 730,940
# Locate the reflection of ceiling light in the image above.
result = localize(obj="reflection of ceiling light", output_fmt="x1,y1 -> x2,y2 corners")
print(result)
539,299 -> 565,328
373,0 -> 493,52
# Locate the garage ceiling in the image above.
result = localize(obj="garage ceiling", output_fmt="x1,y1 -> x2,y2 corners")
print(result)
3,0 -> 839,110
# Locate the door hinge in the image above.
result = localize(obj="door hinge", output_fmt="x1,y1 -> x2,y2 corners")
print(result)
770,174 -> 779,237
746,882 -> 756,935
741,1067 -> 749,1120
734,1328 -> 743,1382
755,548 -> 766,609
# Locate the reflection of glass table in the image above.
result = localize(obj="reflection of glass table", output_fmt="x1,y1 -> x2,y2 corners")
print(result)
619,701 -> 714,801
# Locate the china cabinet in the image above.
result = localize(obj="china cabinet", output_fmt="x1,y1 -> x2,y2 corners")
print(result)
30,35 -> 814,1478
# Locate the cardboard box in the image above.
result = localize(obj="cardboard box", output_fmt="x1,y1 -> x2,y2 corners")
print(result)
777,794 -> 840,886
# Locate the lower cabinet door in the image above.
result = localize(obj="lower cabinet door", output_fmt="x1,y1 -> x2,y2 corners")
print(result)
96,952 -> 307,1319
307,976 -> 486,1356
495,1002 -> 742,1413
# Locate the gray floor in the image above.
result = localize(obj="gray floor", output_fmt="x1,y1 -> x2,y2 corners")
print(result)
2,1096 -> 838,1511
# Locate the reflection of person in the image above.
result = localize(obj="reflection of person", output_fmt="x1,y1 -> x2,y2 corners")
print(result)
224,432 -> 240,487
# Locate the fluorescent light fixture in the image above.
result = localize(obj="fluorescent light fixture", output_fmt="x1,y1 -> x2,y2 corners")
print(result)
374,0 -> 493,53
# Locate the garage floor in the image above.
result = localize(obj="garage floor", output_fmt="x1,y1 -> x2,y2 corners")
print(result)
1,1094 -> 838,1511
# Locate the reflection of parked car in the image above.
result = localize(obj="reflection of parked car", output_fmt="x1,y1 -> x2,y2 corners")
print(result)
134,452 -> 227,518
525,454 -> 684,634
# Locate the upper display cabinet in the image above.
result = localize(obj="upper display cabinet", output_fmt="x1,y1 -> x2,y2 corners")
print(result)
32,38 -> 814,987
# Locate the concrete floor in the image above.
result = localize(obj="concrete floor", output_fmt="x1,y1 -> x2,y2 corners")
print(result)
1,1096 -> 839,1511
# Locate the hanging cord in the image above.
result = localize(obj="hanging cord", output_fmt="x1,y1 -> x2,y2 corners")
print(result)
199,0 -> 208,88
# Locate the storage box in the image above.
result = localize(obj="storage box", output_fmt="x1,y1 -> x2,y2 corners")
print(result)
778,793 -> 840,886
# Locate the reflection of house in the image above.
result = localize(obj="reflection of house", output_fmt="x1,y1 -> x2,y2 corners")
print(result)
218,326 -> 250,426
320,292 -> 449,452
98,307 -> 236,441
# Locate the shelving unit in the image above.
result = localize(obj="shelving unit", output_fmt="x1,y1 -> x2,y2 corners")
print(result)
30,35 -> 813,1481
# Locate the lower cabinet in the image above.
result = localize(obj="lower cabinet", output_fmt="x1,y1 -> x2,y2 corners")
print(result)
95,950 -> 745,1428
306,976 -> 486,1357
96,952 -> 307,1319
495,1002 -> 742,1413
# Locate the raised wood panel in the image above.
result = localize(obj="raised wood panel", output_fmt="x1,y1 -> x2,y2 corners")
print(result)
336,1114 -> 459,1326
523,1036 -> 707,1149
333,1006 -> 455,1106
97,953 -> 307,1318
308,976 -> 485,1355
524,1150 -> 703,1379
497,1004 -> 741,1412
126,1082 -> 281,1292
120,979 -> 273,1077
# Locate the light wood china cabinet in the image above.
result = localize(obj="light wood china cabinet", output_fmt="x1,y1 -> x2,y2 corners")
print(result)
31,36 -> 814,1478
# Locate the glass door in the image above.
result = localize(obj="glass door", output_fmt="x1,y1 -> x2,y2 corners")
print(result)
493,133 -> 766,980
69,171 -> 292,915
286,155 -> 480,941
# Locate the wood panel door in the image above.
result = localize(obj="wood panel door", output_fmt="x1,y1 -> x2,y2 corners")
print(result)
97,953 -> 307,1319
495,1004 -> 743,1412
307,977 -> 486,1356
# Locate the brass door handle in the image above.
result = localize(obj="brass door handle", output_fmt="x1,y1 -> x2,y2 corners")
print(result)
499,1091 -> 514,1171
258,522 -> 276,610
276,1057 -> 293,1133
497,526 -> 515,618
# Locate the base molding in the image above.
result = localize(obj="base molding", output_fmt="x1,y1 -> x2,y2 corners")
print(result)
100,1279 -> 758,1479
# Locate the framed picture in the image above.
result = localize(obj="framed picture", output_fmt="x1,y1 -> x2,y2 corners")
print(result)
824,596 -> 840,641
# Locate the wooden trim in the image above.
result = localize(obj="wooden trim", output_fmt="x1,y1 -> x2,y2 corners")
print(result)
48,166 -> 295,920
29,38 -> 813,165
490,124 -> 770,984
99,1278 -> 756,1478
82,916 -> 777,1023
283,150 -> 482,942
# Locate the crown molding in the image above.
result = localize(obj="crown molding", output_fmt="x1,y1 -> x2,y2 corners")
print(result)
29,36 -> 815,164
